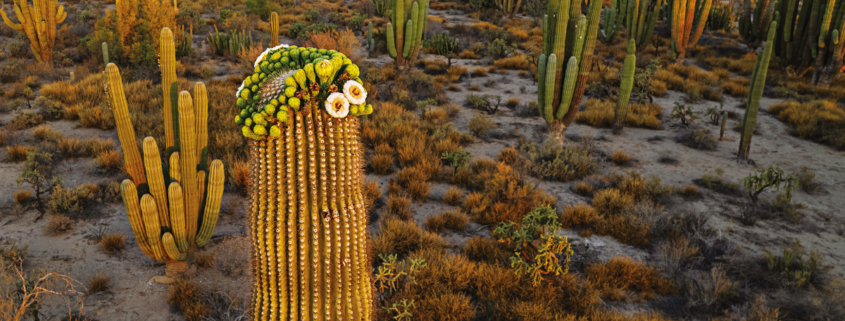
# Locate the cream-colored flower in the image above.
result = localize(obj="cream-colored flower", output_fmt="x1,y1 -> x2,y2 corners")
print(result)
325,93 -> 350,118
343,80 -> 367,105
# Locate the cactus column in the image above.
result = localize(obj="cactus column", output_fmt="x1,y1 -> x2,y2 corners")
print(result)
386,0 -> 428,70
270,12 -> 280,47
235,46 -> 374,320
669,0 -> 713,63
614,39 -> 636,134
536,0 -> 602,143
495,0 -> 523,18
739,21 -> 777,160
0,0 -> 67,62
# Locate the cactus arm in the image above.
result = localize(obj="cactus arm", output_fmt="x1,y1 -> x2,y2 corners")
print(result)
395,0 -> 405,60
194,82 -> 208,172
142,137 -> 170,228
555,57 -> 578,120
538,54 -> 548,119
196,160 -> 223,246
642,1 -> 660,46
162,232 -> 186,261
562,0 -> 601,127
544,54 -> 557,123
177,91 -> 199,242
552,0 -> 570,107
161,28 -> 177,149
106,63 -> 146,185
542,14 -> 550,55
720,111 -> 728,140
386,22 -> 397,57
614,39 -> 636,133
121,180 -> 156,258
169,152 -> 181,183
196,171 -> 206,205
821,0 -> 837,48
689,0 -> 712,47
168,182 -> 188,252
636,0 -> 648,42
0,5 -> 24,32
411,0 -> 427,60
140,194 -> 165,261
402,19 -> 415,58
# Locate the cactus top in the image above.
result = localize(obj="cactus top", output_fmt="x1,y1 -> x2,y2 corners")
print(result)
235,45 -> 373,140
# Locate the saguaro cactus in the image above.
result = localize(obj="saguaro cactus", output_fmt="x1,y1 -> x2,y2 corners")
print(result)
109,28 -> 225,281
235,45 -> 374,320
614,39 -> 636,134
0,0 -> 67,62
270,12 -> 280,47
537,0 -> 602,142
495,0 -> 523,18
739,20 -> 777,160
386,0 -> 428,69
669,0 -> 713,63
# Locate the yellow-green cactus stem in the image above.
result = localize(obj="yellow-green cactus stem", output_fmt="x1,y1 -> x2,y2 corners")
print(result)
270,12 -> 280,47
142,137 -> 170,228
178,91 -> 200,240
162,232 -> 186,261
169,152 -> 181,183
168,182 -> 188,252
140,195 -> 165,261
0,0 -> 67,62
194,83 -> 209,170
121,180 -> 155,258
161,28 -> 178,148
106,64 -> 146,185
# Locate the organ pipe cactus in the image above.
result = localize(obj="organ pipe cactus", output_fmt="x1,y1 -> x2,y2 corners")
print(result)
668,0 -> 713,63
537,0 -> 602,142
739,0 -> 777,50
614,39 -> 636,134
102,42 -> 109,66
495,0 -> 523,18
367,22 -> 375,51
599,0 -> 625,44
739,20 -> 777,160
108,29 -> 224,281
386,0 -> 428,69
0,0 -> 67,62
627,0 -> 661,49
270,12 -> 280,47
775,0 -> 845,84
235,44 -> 374,320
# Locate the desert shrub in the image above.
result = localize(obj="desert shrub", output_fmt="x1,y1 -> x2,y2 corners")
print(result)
462,236 -> 510,263
683,266 -> 737,312
95,150 -> 123,174
228,161 -> 250,193
559,203 -> 599,227
573,181 -> 594,196
592,188 -> 635,216
425,214 -> 447,232
47,184 -> 97,215
214,237 -> 249,277
99,233 -> 125,255
585,256 -> 677,301
45,214 -> 74,235
769,100 -> 845,149
6,112 -> 43,131
81,137 -> 115,157
168,279 -> 209,321
494,55 -> 530,70
363,179 -> 383,211
796,167 -> 819,192
442,210 -> 469,231
443,186 -> 463,206
761,240 -> 833,289
371,216 -> 447,258
0,130 -> 7,147
370,153 -> 394,174
387,194 -> 413,220
677,127 -> 718,150
611,150 -> 632,165
194,252 -> 215,268
407,180 -> 431,201
88,272 -> 111,293
32,125 -> 63,142
462,163 -> 556,226
13,190 -> 32,204
518,140 -> 597,182
57,137 -> 82,158
6,145 -> 36,162
576,98 -> 662,129
468,114 -> 497,136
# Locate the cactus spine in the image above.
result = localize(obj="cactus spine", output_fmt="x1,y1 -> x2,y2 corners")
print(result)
739,20 -> 777,160
0,0 -> 67,62
495,0 -> 523,17
235,45 -> 374,320
386,0 -> 428,69
537,0 -> 602,142
270,12 -> 280,47
614,39 -> 636,134
669,0 -> 713,63
109,28 -> 224,281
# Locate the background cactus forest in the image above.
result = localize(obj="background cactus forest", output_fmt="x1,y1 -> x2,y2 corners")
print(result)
2,0 -> 845,319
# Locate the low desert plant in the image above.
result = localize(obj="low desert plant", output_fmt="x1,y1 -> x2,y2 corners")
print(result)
676,127 -> 718,150
443,186 -> 463,206
88,272 -> 111,293
214,237 -> 249,277
681,184 -> 699,197
168,279 -> 209,321
468,114 -> 497,136
13,190 -> 32,204
387,194 -> 414,220
585,256 -> 677,301
573,181 -> 594,196
6,145 -> 36,162
611,151 -> 632,165
518,140 -> 597,182
194,252 -> 215,269
45,214 -> 74,235
671,102 -> 698,126
99,233 -> 126,255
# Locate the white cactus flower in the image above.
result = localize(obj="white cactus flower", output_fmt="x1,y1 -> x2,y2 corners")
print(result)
342,80 -> 367,105
325,92 -> 350,118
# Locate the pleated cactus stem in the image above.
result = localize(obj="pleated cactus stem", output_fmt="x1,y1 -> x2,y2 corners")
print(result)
0,0 -> 67,62
739,20 -> 777,160
386,0 -> 428,69
234,46 -> 374,320
739,0 -> 777,51
367,22 -> 375,51
270,12 -> 280,47
102,42 -> 109,67
614,39 -> 636,134
107,29 -> 225,282
627,0 -> 661,49
495,0 -> 523,18
537,0 -> 602,143
599,0 -> 624,44
669,0 -> 713,63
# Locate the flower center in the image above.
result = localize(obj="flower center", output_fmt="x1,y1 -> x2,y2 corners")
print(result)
350,87 -> 361,96
332,100 -> 344,111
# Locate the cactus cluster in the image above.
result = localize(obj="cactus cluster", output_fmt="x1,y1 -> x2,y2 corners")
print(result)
270,12 -> 280,48
739,0 -> 776,49
668,0 -> 713,63
109,28 -> 225,279
537,0 -> 602,141
614,39 -> 637,134
207,26 -> 254,57
495,0 -> 523,18
739,20 -> 777,160
386,0 -> 428,69
773,0 -> 845,84
1,0 -> 67,62
236,46 -> 374,320
234,45 -> 372,140
600,0 -> 660,47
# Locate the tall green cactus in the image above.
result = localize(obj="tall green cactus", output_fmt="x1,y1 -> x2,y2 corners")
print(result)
386,0 -> 428,69
668,0 -> 713,63
739,0 -> 777,50
102,42 -> 109,67
108,28 -> 224,281
367,21 -> 375,51
537,0 -> 602,142
614,39 -> 636,134
599,0 -> 625,44
739,20 -> 777,160
627,0 -> 661,48
0,0 -> 67,62
776,0 -> 845,84
495,0 -> 523,18
426,32 -> 461,66
234,45 -> 374,320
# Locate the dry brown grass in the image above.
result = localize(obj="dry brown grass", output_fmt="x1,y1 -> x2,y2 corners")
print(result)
652,79 -> 668,96
560,203 -> 600,228
461,236 -> 510,264
229,161 -> 250,192
371,216 -> 447,258
387,194 -> 413,220
592,188 -> 635,216
13,190 -> 32,204
168,279 -> 209,321
57,137 -> 82,158
6,145 -> 35,162
493,54 -> 530,70
81,137 -> 115,157
194,252 -> 215,269
681,184 -> 699,197
446,66 -> 468,82
573,181 -> 594,196
95,150 -> 123,174
407,179 -> 430,201
443,186 -> 463,206
586,256 -> 677,301
441,210 -> 469,231
611,150 -> 632,165
99,233 -> 126,255
576,99 -> 662,129
768,100 -> 845,148
458,49 -> 478,59
32,125 -> 63,142
461,163 -> 556,226
45,214 -> 74,235
363,179 -> 382,212
471,67 -> 488,77
88,272 -> 111,293
425,214 -> 447,233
